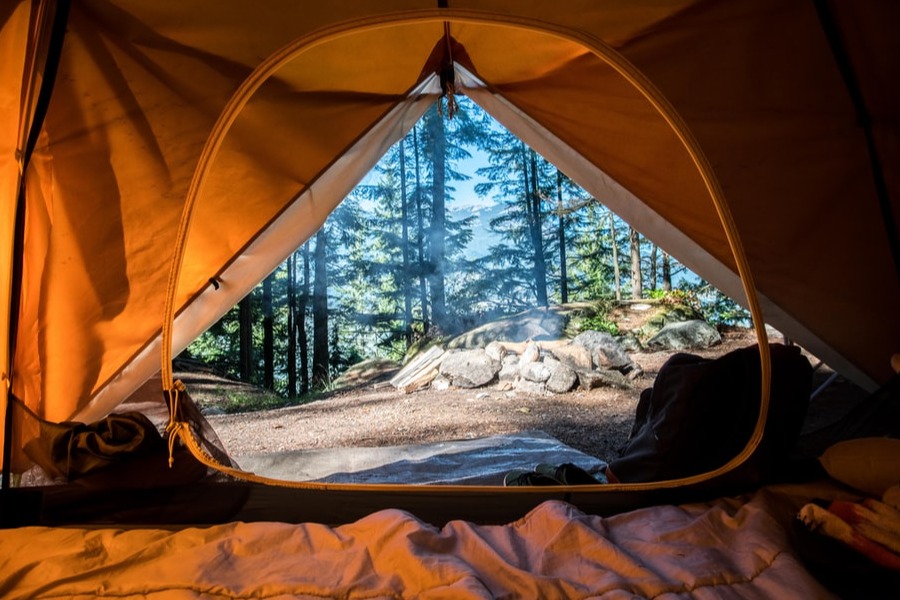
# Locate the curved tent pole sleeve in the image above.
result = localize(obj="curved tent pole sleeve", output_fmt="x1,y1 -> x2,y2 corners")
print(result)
160,11 -> 770,492
3,0 -> 71,490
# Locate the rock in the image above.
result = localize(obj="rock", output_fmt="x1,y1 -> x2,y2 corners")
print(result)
520,361 -> 552,383
431,374 -> 452,390
549,343 -> 593,370
634,302 -> 704,339
514,379 -> 547,395
438,349 -> 500,388
546,362 -> 578,393
498,356 -> 520,385
646,319 -> 721,350
519,342 -> 541,364
575,368 -> 632,390
446,306 -> 568,348
495,379 -> 515,391
615,332 -> 644,353
572,330 -> 634,371
484,341 -> 507,362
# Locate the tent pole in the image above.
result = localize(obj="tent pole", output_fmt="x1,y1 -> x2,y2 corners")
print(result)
2,0 -> 71,491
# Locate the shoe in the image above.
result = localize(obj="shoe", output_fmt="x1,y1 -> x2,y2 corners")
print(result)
503,469 -> 561,486
534,463 -> 603,485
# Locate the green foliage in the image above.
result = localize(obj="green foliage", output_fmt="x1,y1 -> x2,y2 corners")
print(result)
579,314 -> 620,336
563,300 -> 620,337
674,281 -> 751,326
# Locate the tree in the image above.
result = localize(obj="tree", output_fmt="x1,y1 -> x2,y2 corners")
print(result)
611,212 -> 622,301
477,133 -> 554,309
312,228 -> 329,387
630,227 -> 643,299
525,149 -> 549,306
262,271 -> 275,390
238,293 -> 253,381
661,250 -> 672,291
556,170 -> 568,304
286,252 -> 297,396
411,124 -> 430,333
398,136 -> 413,347
424,107 -> 448,331
298,242 -> 310,394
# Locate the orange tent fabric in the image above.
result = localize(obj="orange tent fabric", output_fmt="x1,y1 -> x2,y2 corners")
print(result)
2,0 -> 898,471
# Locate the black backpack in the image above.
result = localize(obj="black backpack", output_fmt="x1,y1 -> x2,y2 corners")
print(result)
607,343 -> 812,484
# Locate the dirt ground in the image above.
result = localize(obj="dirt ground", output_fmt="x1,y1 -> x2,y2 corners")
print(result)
198,327 -> 868,464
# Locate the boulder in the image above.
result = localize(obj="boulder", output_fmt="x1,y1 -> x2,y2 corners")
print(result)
615,332 -> 644,353
438,349 -> 500,388
519,342 -> 541,364
546,362 -> 578,393
520,361 -> 552,383
572,330 -> 635,371
549,343 -> 593,370
484,341 -> 507,362
514,379 -> 547,395
498,355 -> 520,385
646,319 -> 721,351
575,368 -> 632,390
634,302 -> 705,339
447,306 -> 567,348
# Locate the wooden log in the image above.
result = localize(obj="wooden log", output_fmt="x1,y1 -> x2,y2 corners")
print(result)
390,346 -> 445,392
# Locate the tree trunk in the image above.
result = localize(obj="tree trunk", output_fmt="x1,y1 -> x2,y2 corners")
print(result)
412,125 -> 430,331
399,136 -> 413,349
287,252 -> 297,397
610,211 -> 621,302
262,272 -> 275,390
238,293 -> 253,382
556,169 -> 568,304
526,149 -> 548,306
298,243 -> 310,394
662,250 -> 672,292
649,243 -> 658,292
630,227 -> 643,299
312,228 -> 329,388
427,109 -> 447,332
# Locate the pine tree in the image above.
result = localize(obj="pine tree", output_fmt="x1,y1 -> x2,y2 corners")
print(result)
312,228 -> 329,388
630,227 -> 643,299
239,293 -> 253,381
262,271 -> 275,390
476,132 -> 557,309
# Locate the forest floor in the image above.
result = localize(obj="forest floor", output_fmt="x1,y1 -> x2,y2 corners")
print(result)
190,327 -> 869,464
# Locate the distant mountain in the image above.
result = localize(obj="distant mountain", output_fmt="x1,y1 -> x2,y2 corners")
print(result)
452,201 -> 505,259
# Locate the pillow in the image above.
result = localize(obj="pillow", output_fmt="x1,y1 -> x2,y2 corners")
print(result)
819,437 -> 900,496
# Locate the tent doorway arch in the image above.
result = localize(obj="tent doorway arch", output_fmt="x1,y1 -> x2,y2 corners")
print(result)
154,11 -> 772,494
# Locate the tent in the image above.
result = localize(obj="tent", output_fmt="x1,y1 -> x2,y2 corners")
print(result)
1,0 -> 898,521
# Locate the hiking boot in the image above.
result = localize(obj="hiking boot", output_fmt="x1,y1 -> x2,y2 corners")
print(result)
503,469 -> 561,486
534,463 -> 604,485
